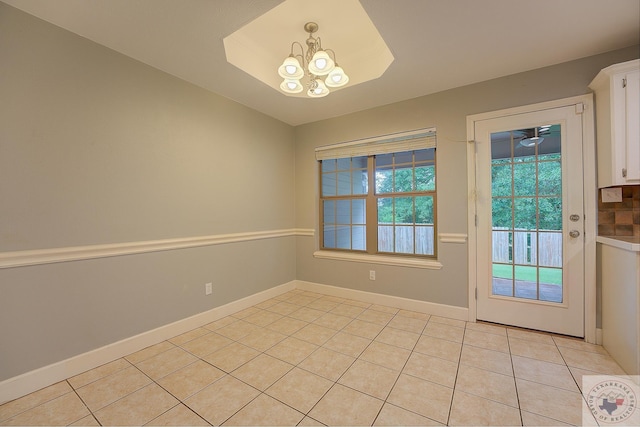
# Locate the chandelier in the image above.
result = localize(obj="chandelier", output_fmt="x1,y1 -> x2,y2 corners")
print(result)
278,22 -> 349,98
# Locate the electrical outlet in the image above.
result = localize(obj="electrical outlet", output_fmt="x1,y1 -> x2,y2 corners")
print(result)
601,187 -> 622,203
369,270 -> 376,280
205,283 -> 212,295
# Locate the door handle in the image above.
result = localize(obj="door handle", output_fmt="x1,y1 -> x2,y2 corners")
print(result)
569,230 -> 581,238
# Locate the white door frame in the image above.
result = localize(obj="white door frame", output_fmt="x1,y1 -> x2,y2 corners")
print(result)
466,94 -> 597,343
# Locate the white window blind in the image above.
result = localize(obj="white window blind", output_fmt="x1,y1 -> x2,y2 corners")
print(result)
315,128 -> 436,160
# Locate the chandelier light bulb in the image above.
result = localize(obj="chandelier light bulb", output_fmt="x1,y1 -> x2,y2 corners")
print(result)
278,56 -> 304,79
308,50 -> 335,76
326,65 -> 349,87
307,79 -> 329,97
280,78 -> 303,94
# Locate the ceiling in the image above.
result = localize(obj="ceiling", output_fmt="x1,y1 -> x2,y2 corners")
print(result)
3,0 -> 639,126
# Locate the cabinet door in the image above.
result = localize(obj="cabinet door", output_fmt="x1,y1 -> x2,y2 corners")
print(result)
625,69 -> 639,182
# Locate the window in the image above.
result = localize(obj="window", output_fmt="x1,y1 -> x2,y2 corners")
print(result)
317,129 -> 437,258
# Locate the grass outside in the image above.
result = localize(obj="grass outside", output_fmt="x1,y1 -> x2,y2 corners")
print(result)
493,263 -> 562,286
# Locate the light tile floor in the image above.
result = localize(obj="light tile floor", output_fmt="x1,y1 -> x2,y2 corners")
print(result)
0,289 -> 628,426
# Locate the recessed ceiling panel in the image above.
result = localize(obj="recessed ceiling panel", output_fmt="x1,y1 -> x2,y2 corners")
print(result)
223,0 -> 394,97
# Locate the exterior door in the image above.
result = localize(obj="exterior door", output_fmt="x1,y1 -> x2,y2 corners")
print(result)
473,104 -> 586,337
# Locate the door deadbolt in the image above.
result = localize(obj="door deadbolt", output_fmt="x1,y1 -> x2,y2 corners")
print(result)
569,214 -> 580,222
569,230 -> 581,238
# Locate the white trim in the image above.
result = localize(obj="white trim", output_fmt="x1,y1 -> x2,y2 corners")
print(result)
466,95 -> 597,343
439,233 -> 467,244
294,280 -> 469,321
0,281 -> 297,405
466,124 -> 479,324
596,328 -> 603,345
313,250 -> 443,269
581,96 -> 598,344
0,229 -> 315,269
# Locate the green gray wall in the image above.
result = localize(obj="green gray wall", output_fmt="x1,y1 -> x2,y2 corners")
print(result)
294,45 -> 639,310
0,4 -> 296,381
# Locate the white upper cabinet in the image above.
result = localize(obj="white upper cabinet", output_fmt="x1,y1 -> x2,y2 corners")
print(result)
589,59 -> 640,188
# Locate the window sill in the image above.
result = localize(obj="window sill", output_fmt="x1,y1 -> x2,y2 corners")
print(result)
313,250 -> 443,269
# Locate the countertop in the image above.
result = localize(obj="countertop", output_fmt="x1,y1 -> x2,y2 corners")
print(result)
597,235 -> 640,252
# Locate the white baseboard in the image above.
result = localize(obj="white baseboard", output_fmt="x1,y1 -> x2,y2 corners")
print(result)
294,280 -> 469,321
0,281 -> 296,405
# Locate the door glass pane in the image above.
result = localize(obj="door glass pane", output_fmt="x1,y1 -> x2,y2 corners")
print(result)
490,125 -> 563,303
491,164 -> 512,196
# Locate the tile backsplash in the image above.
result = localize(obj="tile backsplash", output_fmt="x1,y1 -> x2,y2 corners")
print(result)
597,185 -> 640,237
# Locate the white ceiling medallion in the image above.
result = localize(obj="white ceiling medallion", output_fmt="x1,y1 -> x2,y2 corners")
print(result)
223,0 -> 394,98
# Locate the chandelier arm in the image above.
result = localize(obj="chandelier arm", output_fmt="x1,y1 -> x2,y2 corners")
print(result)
290,41 -> 305,56
289,41 -> 307,69
324,49 -> 337,63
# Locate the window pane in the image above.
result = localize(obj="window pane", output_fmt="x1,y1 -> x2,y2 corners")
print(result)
415,148 -> 434,162
336,158 -> 350,171
492,198 -> 512,228
394,167 -> 413,192
352,199 -> 366,224
323,225 -> 335,248
352,156 -> 367,169
378,225 -> 393,252
416,165 -> 435,191
395,225 -> 414,253
323,200 -> 335,223
491,133 -> 512,161
539,197 -> 562,230
492,231 -> 511,263
514,198 -> 537,231
538,160 -> 561,196
336,200 -> 351,224
416,225 -> 434,255
394,197 -> 414,223
336,226 -> 350,249
492,164 -> 512,196
394,151 -> 413,165
352,226 -> 366,250
514,162 -> 536,196
539,267 -> 562,303
322,173 -> 336,196
376,153 -> 393,167
321,159 -> 336,172
336,171 -> 351,196
539,231 -> 562,267
352,170 -> 368,195
515,265 -> 537,300
415,196 -> 433,224
378,197 -> 393,224
375,167 -> 393,194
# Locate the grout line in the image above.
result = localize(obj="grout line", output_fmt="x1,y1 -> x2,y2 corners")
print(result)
2,289 -> 615,426
505,325 -> 524,427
